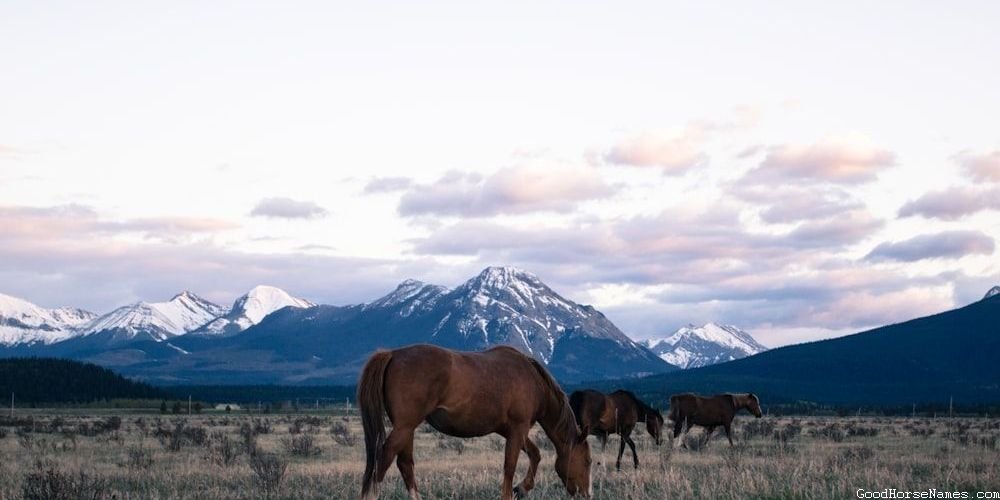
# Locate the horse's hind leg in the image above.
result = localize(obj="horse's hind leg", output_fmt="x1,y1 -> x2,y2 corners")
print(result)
396,431 -> 420,500
376,426 -> 414,483
625,434 -> 638,469
616,433 -> 626,470
513,436 -> 541,498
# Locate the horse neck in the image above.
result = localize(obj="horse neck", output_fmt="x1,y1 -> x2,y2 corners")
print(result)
539,394 -> 578,454
635,401 -> 651,422
626,395 -> 648,422
731,395 -> 748,412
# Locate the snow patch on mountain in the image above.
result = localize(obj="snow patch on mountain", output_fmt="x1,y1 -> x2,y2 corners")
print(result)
83,291 -> 227,341
197,285 -> 314,335
366,279 -> 450,317
435,266 -> 642,363
644,322 -> 767,369
0,293 -> 97,346
984,286 -> 1000,300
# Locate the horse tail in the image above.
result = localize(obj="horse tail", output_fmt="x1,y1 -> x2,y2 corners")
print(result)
359,350 -> 392,499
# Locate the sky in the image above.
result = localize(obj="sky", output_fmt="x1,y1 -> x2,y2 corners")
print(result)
2,1 -> 999,347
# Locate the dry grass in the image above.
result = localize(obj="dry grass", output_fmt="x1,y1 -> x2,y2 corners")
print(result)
0,411 -> 998,499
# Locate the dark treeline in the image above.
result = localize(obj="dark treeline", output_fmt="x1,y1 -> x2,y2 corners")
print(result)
0,358 -> 166,403
165,384 -> 356,405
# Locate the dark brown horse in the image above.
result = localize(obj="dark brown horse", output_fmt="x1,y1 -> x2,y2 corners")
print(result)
358,344 -> 592,500
569,389 -> 664,470
668,392 -> 762,447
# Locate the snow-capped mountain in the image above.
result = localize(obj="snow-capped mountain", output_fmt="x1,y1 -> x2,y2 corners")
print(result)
364,279 -> 450,316
984,286 -> 1000,300
1,268 -> 674,384
0,293 -> 97,346
425,266 -> 642,363
195,285 -> 314,336
644,322 -> 767,369
82,291 -> 228,342
230,266 -> 672,382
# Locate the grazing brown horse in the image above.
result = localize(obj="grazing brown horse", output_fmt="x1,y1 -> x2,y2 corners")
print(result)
668,392 -> 762,447
569,389 -> 664,470
358,344 -> 592,500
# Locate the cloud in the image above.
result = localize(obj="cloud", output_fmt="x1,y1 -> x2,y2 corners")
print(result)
898,186 -> 1000,220
604,127 -> 708,173
398,163 -> 613,217
363,176 -> 413,194
732,185 -> 865,224
955,150 -> 1000,182
865,230 -> 995,262
0,205 -> 237,239
783,210 -> 884,248
250,197 -> 328,219
744,138 -> 895,184
0,204 -> 432,312
410,204 -> 877,287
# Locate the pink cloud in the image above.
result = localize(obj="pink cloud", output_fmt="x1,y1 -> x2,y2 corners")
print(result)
899,186 -> 1000,220
955,150 -> 1000,182
604,128 -> 707,173
398,163 -> 613,217
746,138 -> 895,184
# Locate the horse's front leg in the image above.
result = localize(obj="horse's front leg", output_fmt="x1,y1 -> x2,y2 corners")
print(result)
513,436 -> 541,498
702,426 -> 715,448
501,428 -> 526,500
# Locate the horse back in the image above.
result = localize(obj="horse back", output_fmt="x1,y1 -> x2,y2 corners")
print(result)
670,393 -> 736,427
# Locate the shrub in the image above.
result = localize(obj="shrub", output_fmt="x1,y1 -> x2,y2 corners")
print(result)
773,423 -> 802,443
17,428 -> 34,450
533,432 -> 554,451
329,422 -> 357,447
154,420 -> 206,451
22,462 -> 107,500
125,446 -> 154,470
741,419 -> 775,440
682,432 -> 706,451
436,435 -> 465,455
810,424 -> 846,442
250,453 -> 287,495
284,434 -> 321,457
207,431 -> 241,467
846,425 -> 879,438
239,422 -> 260,455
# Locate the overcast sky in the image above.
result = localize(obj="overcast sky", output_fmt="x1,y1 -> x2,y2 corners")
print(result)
2,1 -> 999,347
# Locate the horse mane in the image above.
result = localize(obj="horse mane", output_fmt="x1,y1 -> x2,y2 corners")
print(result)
613,390 -> 661,421
527,357 -> 578,441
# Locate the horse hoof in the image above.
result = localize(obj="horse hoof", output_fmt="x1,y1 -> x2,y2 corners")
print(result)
513,485 -> 526,499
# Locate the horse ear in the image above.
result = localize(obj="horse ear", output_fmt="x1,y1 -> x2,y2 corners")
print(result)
577,425 -> 590,444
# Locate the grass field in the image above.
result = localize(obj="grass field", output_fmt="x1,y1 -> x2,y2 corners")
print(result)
1,409 -> 998,499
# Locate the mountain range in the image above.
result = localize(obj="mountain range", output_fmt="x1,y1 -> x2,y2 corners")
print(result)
604,288 -> 1000,406
0,285 -> 314,348
643,323 -> 768,369
4,267 -> 752,383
